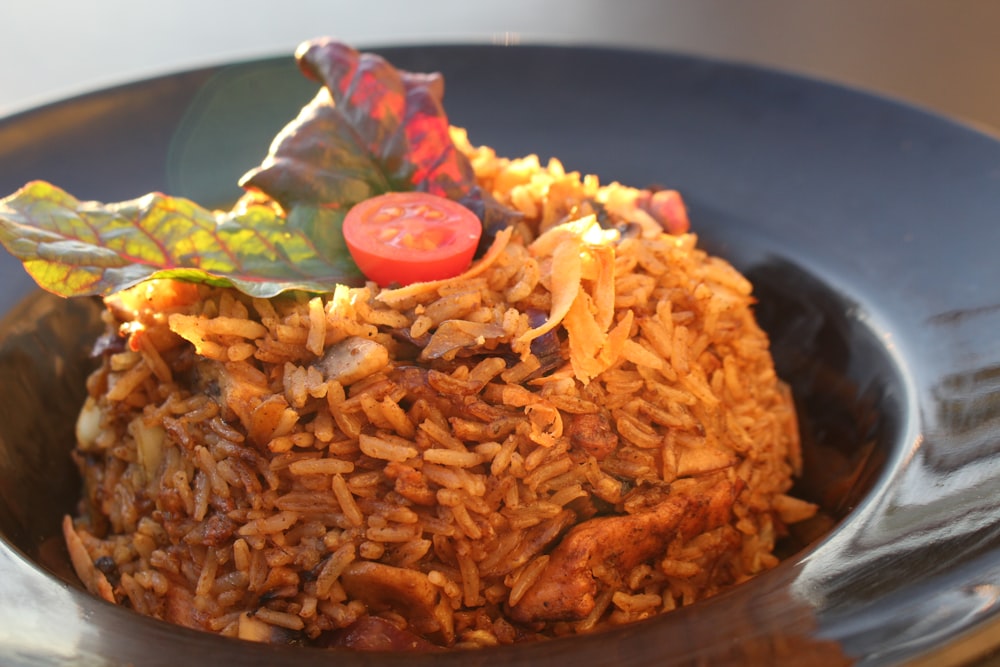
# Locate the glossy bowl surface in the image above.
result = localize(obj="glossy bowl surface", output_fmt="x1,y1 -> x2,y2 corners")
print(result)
2,44 -> 1000,667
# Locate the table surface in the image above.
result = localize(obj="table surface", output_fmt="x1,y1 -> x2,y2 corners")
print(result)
2,0 -> 1000,136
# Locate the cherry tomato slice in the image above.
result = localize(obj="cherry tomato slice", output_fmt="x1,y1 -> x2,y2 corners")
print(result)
343,191 -> 483,287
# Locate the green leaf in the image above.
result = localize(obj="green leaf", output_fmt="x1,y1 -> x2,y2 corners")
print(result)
0,181 -> 364,298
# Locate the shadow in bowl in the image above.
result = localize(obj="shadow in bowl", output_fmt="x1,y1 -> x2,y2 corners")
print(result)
0,293 -> 101,581
747,258 -> 896,555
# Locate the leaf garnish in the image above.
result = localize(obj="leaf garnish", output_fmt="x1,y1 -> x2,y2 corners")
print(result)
0,181 -> 363,298
0,37 -> 520,299
239,38 -> 479,213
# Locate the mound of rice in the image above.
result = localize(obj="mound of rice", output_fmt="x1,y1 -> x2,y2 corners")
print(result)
64,131 -> 816,649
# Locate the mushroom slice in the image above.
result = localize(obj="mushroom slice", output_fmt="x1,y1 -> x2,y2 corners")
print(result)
340,561 -> 452,643
316,336 -> 389,385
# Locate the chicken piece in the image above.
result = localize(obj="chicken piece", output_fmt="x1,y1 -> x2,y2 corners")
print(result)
340,561 -> 452,643
510,478 -> 739,622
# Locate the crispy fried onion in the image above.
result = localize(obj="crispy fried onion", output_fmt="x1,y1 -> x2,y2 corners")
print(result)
515,216 -> 628,383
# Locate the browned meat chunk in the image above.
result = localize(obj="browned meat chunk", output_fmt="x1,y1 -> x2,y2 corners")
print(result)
511,478 -> 738,622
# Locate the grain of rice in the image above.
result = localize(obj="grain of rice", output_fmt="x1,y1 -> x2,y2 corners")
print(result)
119,573 -> 149,615
576,586 -> 615,634
417,417 -> 466,451
409,314 -> 434,339
614,412 -> 662,449
346,471 -> 382,495
449,502 -> 483,540
423,448 -> 482,468
376,396 -> 416,438
254,608 -> 305,631
358,433 -> 417,462
365,524 -> 422,543
612,591 -> 662,614
330,474 -> 364,528
489,435 -> 519,477
287,458 -> 355,476
523,457 -> 574,490
106,362 -> 153,401
504,503 -> 563,530
108,350 -> 141,372
547,483 -> 587,507
507,555 -> 550,608
238,511 -> 298,537
428,570 -> 463,603
455,546 -> 481,607
358,541 -> 385,560
421,463 -> 486,497
134,332 -> 172,383
196,548 -> 220,598
316,543 -> 356,599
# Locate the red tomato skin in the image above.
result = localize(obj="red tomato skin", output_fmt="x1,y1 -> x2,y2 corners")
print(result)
343,192 -> 482,287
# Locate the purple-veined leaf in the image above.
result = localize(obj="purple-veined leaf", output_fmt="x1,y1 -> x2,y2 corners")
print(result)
0,181 -> 363,298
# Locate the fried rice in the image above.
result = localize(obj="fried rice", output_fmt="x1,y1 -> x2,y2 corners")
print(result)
63,129 -> 817,649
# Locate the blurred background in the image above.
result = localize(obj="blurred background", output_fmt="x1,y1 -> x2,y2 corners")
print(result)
2,0 -> 1000,136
